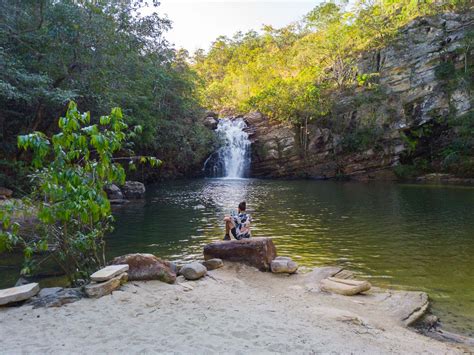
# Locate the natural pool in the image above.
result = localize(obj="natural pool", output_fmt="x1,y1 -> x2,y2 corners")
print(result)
1,179 -> 473,336
107,179 -> 474,336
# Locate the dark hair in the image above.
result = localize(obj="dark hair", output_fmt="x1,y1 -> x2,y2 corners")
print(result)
238,201 -> 246,211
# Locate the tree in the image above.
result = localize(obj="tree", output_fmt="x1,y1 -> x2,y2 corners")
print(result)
0,101 -> 159,285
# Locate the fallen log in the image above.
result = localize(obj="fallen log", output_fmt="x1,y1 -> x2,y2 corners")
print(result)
203,237 -> 277,271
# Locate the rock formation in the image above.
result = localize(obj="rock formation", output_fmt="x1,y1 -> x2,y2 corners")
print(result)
246,13 -> 473,180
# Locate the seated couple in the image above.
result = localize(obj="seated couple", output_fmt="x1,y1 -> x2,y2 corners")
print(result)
223,201 -> 252,240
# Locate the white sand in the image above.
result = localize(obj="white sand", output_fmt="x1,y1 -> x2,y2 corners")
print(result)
0,264 -> 466,354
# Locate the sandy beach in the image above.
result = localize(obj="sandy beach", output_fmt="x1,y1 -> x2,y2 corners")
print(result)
0,263 -> 468,354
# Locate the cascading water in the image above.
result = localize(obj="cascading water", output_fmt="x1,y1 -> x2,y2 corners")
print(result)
203,118 -> 251,178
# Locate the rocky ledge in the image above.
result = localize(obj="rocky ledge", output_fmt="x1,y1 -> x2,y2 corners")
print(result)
244,12 -> 473,181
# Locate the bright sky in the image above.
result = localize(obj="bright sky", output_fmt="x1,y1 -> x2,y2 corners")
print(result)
149,1 -> 323,53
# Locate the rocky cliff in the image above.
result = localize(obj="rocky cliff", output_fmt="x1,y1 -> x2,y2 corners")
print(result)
245,12 -> 473,180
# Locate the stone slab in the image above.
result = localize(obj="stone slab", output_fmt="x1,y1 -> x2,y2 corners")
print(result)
85,273 -> 128,298
90,264 -> 129,282
0,283 -> 40,305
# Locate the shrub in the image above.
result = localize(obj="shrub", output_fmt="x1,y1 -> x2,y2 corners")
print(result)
0,101 -> 159,285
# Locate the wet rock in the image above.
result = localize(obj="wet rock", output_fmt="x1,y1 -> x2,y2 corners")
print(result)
0,283 -> 40,306
203,237 -> 277,271
121,181 -> 145,199
110,253 -> 176,284
84,272 -> 128,298
205,110 -> 218,119
104,184 -> 123,200
28,287 -> 83,308
201,258 -> 224,270
180,262 -> 207,280
271,258 -> 298,274
203,116 -> 219,130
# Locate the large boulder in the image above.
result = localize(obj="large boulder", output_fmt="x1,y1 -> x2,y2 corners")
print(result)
180,262 -> 207,280
121,181 -> 146,199
203,237 -> 277,271
110,253 -> 176,284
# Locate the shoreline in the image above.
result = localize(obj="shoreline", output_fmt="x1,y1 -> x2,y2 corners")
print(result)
1,263 -> 472,354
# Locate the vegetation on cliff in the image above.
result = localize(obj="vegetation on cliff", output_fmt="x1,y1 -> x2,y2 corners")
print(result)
194,0 -> 473,177
194,0 -> 471,121
0,0 -> 216,191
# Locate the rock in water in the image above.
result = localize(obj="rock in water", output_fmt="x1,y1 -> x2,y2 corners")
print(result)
271,258 -> 298,274
104,184 -> 123,200
203,237 -> 277,271
180,262 -> 207,280
121,181 -> 145,199
84,273 -> 128,298
201,258 -> 224,270
0,283 -> 40,305
111,253 -> 176,284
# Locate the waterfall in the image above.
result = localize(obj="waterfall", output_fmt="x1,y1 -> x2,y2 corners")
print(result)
203,118 -> 251,178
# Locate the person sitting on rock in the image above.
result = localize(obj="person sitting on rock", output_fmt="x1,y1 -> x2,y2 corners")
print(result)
223,201 -> 251,241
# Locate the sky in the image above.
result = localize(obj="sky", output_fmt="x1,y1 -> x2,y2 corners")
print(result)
146,1 -> 323,53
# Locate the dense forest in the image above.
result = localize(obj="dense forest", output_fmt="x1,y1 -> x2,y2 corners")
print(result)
0,0 -> 217,192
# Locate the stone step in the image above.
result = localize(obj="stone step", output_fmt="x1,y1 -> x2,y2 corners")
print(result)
90,264 -> 129,282
0,283 -> 40,305
85,273 -> 128,298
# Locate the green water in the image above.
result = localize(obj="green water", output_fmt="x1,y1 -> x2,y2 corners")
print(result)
1,179 -> 473,336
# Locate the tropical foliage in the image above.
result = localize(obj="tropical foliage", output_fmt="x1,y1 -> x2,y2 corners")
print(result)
0,101 -> 158,284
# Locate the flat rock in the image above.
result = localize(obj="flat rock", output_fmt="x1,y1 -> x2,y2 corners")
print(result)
201,258 -> 223,270
90,264 -> 129,282
180,262 -> 207,280
84,273 -> 128,298
0,283 -> 40,305
203,237 -> 277,271
379,291 -> 430,326
111,253 -> 176,284
271,259 -> 298,274
320,277 -> 371,296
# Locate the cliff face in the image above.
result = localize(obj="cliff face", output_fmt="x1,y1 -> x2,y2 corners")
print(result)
246,12 -> 473,180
